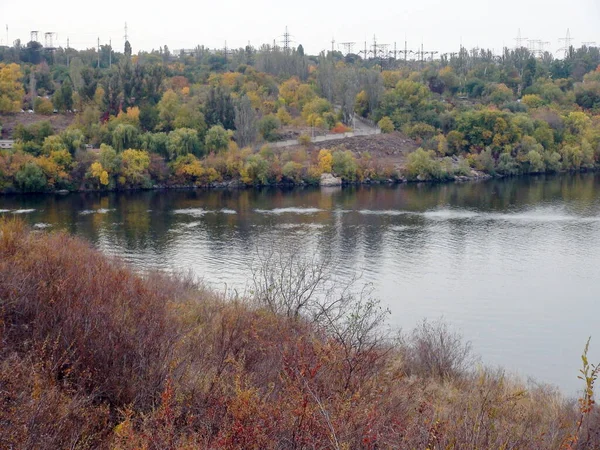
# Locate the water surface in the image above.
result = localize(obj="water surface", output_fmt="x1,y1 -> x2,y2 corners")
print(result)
2,174 -> 599,395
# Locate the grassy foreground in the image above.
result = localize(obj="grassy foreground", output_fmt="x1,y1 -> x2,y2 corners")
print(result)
0,219 -> 598,449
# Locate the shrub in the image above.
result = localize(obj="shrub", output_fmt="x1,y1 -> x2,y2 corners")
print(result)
241,154 -> 269,184
378,116 -> 395,133
408,122 -> 437,140
297,133 -> 311,146
400,318 -> 475,379
405,148 -> 446,180
282,161 -> 304,183
332,150 -> 359,181
331,122 -> 351,134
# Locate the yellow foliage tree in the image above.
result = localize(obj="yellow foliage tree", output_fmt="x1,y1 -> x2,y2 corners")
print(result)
318,149 -> 333,173
90,162 -> 109,186
0,63 -> 24,113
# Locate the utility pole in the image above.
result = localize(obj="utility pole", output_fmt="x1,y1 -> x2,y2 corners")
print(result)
109,39 -> 112,68
331,37 -> 335,55
66,37 -> 70,67
97,37 -> 100,68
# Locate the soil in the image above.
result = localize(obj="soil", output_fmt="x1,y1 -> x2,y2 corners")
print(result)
288,132 -> 419,169
0,113 -> 76,139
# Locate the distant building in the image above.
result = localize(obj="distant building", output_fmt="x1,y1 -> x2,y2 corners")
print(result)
0,140 -> 15,149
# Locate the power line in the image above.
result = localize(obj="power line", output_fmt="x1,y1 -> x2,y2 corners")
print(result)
338,41 -> 355,55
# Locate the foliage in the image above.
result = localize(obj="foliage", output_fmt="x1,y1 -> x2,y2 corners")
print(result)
318,149 -> 333,173
258,114 -> 281,142
0,63 -> 24,113
332,150 -> 359,181
167,127 -> 201,160
0,223 -> 597,449
34,97 -> 54,115
405,148 -> 448,181
118,149 -> 150,187
205,124 -> 231,153
378,116 -> 395,133
15,161 -> 47,192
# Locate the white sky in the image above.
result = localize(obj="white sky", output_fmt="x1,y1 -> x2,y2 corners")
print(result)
1,0 -> 599,57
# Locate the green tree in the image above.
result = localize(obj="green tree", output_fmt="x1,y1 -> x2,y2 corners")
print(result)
205,125 -> 231,153
167,128 -> 201,160
258,115 -> 281,142
15,162 -> 47,192
112,124 -> 140,152
61,128 -> 85,154
157,89 -> 180,131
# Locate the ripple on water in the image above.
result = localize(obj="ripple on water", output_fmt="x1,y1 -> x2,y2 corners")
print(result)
0,209 -> 11,213
174,208 -> 238,217
254,207 -> 324,214
422,209 -> 480,220
12,209 -> 36,214
358,209 -> 410,216
80,208 -> 114,215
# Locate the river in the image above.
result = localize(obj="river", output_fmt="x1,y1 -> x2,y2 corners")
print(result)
2,173 -> 599,396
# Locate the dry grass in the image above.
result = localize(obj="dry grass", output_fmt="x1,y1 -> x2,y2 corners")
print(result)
0,218 -> 597,449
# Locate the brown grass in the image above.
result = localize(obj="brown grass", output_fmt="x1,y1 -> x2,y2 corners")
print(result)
0,218 -> 598,449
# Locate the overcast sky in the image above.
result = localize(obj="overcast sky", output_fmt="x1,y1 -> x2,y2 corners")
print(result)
1,0 -> 599,57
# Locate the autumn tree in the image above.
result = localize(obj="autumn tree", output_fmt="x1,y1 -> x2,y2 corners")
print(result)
119,149 -> 150,187
157,89 -> 180,132
0,63 -> 24,113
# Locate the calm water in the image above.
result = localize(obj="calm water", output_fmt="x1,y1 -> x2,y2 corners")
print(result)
2,174 -> 600,396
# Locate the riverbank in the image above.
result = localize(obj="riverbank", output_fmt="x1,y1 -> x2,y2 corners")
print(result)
0,219 -> 598,448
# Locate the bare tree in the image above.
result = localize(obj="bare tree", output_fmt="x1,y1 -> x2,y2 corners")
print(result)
317,52 -> 335,103
234,94 -> 257,147
335,67 -> 360,125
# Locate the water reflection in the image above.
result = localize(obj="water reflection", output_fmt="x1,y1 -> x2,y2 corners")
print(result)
1,173 -> 600,395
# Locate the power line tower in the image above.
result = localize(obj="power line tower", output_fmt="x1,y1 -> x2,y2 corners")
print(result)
30,30 -> 39,43
280,26 -> 293,52
338,41 -> 355,55
514,28 -> 528,50
358,40 -> 368,60
44,32 -> 56,50
223,40 -> 233,61
529,39 -> 550,57
558,29 -> 573,58
124,22 -> 128,42
398,39 -> 409,62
